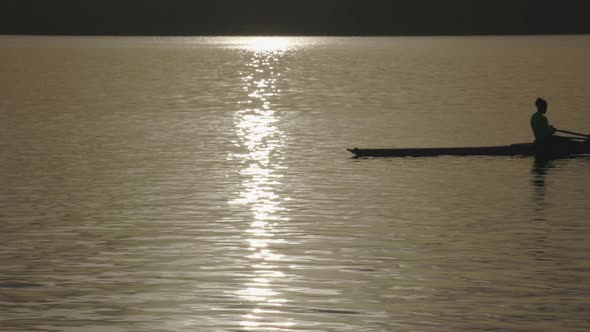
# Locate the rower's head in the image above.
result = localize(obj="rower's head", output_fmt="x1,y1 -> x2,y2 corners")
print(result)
535,97 -> 547,113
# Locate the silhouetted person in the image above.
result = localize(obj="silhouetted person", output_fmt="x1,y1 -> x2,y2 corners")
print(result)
530,98 -> 572,145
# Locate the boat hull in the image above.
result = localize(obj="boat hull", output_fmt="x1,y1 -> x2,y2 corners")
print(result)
348,141 -> 590,158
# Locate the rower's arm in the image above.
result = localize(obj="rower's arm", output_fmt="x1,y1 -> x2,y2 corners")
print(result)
531,113 -> 556,141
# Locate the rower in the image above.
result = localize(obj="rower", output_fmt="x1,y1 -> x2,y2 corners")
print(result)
530,98 -> 572,145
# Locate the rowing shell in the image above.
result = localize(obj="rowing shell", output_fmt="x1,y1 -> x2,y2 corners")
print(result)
348,141 -> 590,158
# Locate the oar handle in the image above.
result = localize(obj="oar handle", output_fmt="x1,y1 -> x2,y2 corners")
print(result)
556,129 -> 590,138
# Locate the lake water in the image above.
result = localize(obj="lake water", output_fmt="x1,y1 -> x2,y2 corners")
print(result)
1,35 -> 590,332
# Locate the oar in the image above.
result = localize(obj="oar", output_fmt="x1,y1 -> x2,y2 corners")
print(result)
564,136 -> 588,141
556,129 -> 590,139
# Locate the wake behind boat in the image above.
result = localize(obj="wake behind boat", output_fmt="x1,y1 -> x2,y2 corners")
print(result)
348,139 -> 590,158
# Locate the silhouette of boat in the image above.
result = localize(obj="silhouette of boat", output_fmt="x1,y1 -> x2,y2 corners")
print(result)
348,141 -> 590,158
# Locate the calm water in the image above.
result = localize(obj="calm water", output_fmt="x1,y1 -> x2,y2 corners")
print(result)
1,35 -> 590,332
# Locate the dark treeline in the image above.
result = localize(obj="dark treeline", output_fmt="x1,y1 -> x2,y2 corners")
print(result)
1,0 -> 589,36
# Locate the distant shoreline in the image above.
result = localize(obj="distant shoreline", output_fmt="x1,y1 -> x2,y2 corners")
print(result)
2,33 -> 590,38
2,0 -> 589,38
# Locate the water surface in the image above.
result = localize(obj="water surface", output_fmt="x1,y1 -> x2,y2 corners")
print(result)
1,35 -> 590,331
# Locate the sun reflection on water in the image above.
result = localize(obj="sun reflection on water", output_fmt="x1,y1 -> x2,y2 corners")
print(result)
236,36 -> 295,52
228,37 -> 295,328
